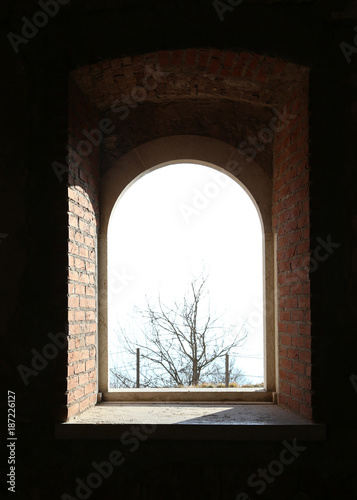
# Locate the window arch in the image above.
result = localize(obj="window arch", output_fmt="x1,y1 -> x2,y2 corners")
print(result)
98,136 -> 276,401
107,162 -> 265,390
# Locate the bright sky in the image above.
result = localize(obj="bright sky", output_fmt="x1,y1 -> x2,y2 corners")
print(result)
108,163 -> 264,384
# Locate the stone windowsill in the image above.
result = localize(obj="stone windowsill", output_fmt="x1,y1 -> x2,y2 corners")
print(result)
56,402 -> 326,441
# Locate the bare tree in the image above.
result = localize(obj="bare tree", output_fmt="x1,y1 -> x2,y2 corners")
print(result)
201,359 -> 251,387
111,273 -> 249,388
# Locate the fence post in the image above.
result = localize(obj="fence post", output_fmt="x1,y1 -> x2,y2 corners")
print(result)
136,348 -> 140,388
225,354 -> 229,388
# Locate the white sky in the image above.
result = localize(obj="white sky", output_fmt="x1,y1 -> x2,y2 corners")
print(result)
108,163 -> 264,384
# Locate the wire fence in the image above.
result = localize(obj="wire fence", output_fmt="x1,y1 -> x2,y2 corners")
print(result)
109,348 -> 264,389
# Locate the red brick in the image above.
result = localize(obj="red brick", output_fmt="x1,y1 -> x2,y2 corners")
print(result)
299,404 -> 312,420
79,273 -> 90,284
171,50 -> 183,66
185,49 -> 196,66
159,51 -> 171,67
68,270 -> 79,281
198,51 -> 210,68
281,335 -> 292,346
75,337 -> 85,348
286,396 -> 299,413
79,247 -> 89,258
80,349 -> 89,360
75,232 -> 84,244
69,215 -> 77,228
209,58 -> 221,74
298,376 -> 311,390
292,336 -> 305,347
68,296 -> 79,308
79,220 -> 89,233
304,338 -> 311,349
67,365 -> 75,377
75,258 -> 85,270
86,359 -> 95,370
86,335 -> 96,346
287,348 -> 299,360
298,296 -> 310,308
67,403 -> 80,419
291,386 -> 303,401
85,381 -> 96,395
73,204 -> 84,218
286,297 -> 298,308
74,361 -> 86,374
89,394 -> 97,406
299,350 -> 311,363
86,261 -> 95,273
75,285 -> 85,296
278,394 -> 287,406
79,373 -> 89,385
86,311 -> 96,321
74,387 -> 85,400
79,397 -> 90,413
279,322 -> 288,333
287,371 -> 299,385
68,337 -> 75,350
280,311 -> 290,321
68,351 -> 80,363
84,236 -> 95,248
67,376 -> 79,390
232,53 -> 251,77
287,323 -> 298,334
279,347 -> 287,357
291,310 -> 304,321
79,297 -> 95,309
281,358 -> 292,370
280,381 -> 290,395
292,361 -> 305,374
223,52 -> 235,69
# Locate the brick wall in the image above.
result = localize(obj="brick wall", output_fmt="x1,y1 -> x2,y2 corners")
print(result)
71,49 -> 307,113
272,76 -> 312,419
66,80 -> 100,419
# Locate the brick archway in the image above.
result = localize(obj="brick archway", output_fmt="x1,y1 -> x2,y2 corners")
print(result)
65,49 -> 311,420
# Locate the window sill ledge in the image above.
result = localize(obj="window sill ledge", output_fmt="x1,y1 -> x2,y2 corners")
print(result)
56,402 -> 325,441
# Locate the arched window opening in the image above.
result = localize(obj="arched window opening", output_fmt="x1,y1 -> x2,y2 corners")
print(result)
107,163 -> 264,392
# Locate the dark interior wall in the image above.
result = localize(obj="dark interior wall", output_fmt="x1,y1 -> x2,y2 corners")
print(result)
1,0 -> 357,499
